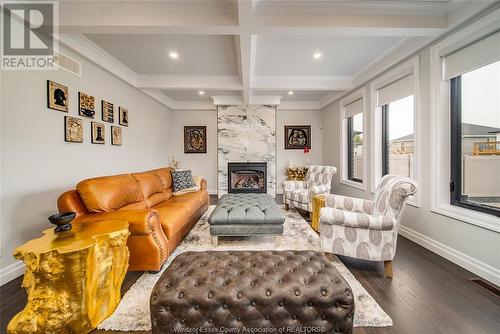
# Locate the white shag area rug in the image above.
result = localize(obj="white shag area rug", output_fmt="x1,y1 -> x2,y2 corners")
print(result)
98,206 -> 392,331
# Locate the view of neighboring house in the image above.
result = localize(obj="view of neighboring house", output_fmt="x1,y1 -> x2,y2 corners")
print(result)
462,123 -> 500,155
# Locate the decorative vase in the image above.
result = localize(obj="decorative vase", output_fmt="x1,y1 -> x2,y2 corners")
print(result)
48,212 -> 76,233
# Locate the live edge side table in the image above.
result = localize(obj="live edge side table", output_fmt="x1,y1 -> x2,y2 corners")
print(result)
7,220 -> 130,334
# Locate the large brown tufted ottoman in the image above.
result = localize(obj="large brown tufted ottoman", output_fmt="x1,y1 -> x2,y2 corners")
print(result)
150,250 -> 354,333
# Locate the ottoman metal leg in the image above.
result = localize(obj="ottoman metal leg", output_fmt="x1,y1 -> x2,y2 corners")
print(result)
212,236 -> 218,247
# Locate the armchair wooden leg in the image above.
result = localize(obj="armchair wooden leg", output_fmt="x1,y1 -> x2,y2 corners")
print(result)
384,260 -> 393,278
284,203 -> 289,210
309,212 -> 313,221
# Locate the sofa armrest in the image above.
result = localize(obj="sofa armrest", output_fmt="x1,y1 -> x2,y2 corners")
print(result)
320,208 -> 395,230
74,209 -> 161,236
324,194 -> 374,213
310,185 -> 330,196
200,178 -> 208,191
282,180 -> 307,191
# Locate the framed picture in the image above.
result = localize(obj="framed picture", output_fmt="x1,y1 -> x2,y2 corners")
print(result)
102,100 -> 114,123
111,126 -> 122,146
119,107 -> 128,126
284,125 -> 311,150
47,80 -> 69,112
184,126 -> 206,153
91,122 -> 105,144
64,116 -> 83,143
78,92 -> 95,118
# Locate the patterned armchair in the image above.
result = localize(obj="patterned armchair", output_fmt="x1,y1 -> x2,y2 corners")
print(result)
282,165 -> 337,215
319,175 -> 417,278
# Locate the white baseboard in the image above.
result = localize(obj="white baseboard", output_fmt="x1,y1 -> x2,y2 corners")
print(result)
0,261 -> 25,286
399,225 -> 500,286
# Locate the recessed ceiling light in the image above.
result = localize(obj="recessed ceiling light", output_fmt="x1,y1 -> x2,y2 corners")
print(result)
198,91 -> 205,95
169,51 -> 179,59
313,52 -> 322,60
288,91 -> 294,95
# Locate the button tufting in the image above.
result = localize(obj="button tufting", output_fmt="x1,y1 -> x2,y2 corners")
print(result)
208,292 -> 213,298
265,315 -> 270,320
345,289 -> 351,297
321,315 -> 326,320
208,319 -> 213,323
237,292 -> 243,298
178,292 -> 184,298
279,301 -> 284,307
295,290 -> 300,296
307,302 -> 313,306
194,305 -> 199,310
292,315 -> 297,320
166,283 -> 172,288
251,301 -> 256,306
223,304 -> 228,309
335,302 -> 340,307
236,317 -> 241,321
266,290 -> 271,296
321,290 -> 327,296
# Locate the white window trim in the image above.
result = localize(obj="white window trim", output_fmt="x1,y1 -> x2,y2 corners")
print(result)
370,56 -> 421,207
430,8 -> 500,233
339,87 -> 368,191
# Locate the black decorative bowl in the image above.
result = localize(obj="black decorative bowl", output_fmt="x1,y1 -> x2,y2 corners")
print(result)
48,212 -> 76,233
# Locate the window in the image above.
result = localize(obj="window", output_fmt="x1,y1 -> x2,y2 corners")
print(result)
381,95 -> 415,177
347,112 -> 363,182
450,60 -> 500,217
342,96 -> 364,186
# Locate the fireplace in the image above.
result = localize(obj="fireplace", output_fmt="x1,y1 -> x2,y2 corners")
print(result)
228,162 -> 267,193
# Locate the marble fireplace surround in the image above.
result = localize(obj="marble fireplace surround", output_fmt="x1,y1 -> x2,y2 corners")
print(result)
217,105 -> 277,197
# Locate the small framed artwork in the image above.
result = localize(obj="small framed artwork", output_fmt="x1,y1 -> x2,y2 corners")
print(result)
102,100 -> 114,123
119,107 -> 129,126
47,80 -> 69,112
284,125 -> 311,150
78,92 -> 95,118
64,116 -> 83,143
184,126 -> 207,154
91,122 -> 105,144
111,126 -> 122,146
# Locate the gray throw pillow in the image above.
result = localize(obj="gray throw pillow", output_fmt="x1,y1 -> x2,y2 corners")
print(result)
171,170 -> 195,192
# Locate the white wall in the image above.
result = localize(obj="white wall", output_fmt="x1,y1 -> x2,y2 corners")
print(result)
169,108 -> 324,195
277,109 -> 324,193
169,109 -> 218,194
322,46 -> 500,285
0,46 -> 172,279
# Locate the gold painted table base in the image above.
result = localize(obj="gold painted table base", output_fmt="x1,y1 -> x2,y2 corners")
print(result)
312,194 -> 326,232
7,220 -> 130,334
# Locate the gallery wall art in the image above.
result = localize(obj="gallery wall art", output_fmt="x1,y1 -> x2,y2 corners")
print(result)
47,80 -> 69,112
78,92 -> 95,118
119,107 -> 129,126
64,116 -> 83,143
91,122 -> 105,144
184,126 -> 206,153
284,125 -> 311,150
102,100 -> 114,123
111,126 -> 122,146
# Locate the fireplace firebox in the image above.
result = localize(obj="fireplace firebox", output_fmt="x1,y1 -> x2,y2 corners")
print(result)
228,162 -> 267,193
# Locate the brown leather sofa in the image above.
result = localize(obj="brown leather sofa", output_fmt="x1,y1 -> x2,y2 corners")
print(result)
57,167 -> 209,271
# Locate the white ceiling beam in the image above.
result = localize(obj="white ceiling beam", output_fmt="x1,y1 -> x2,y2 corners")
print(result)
252,14 -> 447,36
136,75 -> 242,90
278,100 -> 322,110
212,95 -> 244,105
253,75 -> 354,91
249,95 -> 281,105
236,0 -> 255,104
141,89 -> 176,110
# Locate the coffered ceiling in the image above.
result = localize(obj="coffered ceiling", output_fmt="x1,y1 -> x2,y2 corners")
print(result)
54,0 -> 497,110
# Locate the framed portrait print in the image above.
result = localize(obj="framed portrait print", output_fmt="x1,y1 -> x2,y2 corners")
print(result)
119,107 -> 129,126
78,92 -> 95,118
102,100 -> 114,123
184,126 -> 206,153
47,80 -> 69,112
284,125 -> 311,150
91,122 -> 105,144
111,126 -> 122,146
64,116 -> 83,143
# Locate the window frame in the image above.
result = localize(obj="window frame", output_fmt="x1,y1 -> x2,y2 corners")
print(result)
340,88 -> 367,190
381,104 -> 390,176
429,8 -> 500,233
370,57 -> 421,207
449,76 -> 500,218
346,115 -> 363,183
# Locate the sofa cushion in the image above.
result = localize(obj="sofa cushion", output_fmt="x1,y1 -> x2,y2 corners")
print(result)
132,171 -> 169,207
171,170 -> 195,192
153,167 -> 174,191
77,174 -> 145,213
155,194 -> 201,217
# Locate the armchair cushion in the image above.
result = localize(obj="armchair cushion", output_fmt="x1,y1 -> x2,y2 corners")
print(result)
310,184 -> 330,195
324,194 -> 374,214
282,180 -> 307,191
320,208 -> 395,231
288,189 -> 309,204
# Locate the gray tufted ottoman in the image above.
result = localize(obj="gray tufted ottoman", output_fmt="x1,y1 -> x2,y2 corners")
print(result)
208,193 -> 285,246
150,250 -> 355,334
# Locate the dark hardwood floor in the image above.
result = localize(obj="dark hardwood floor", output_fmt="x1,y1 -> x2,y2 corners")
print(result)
1,195 -> 499,334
